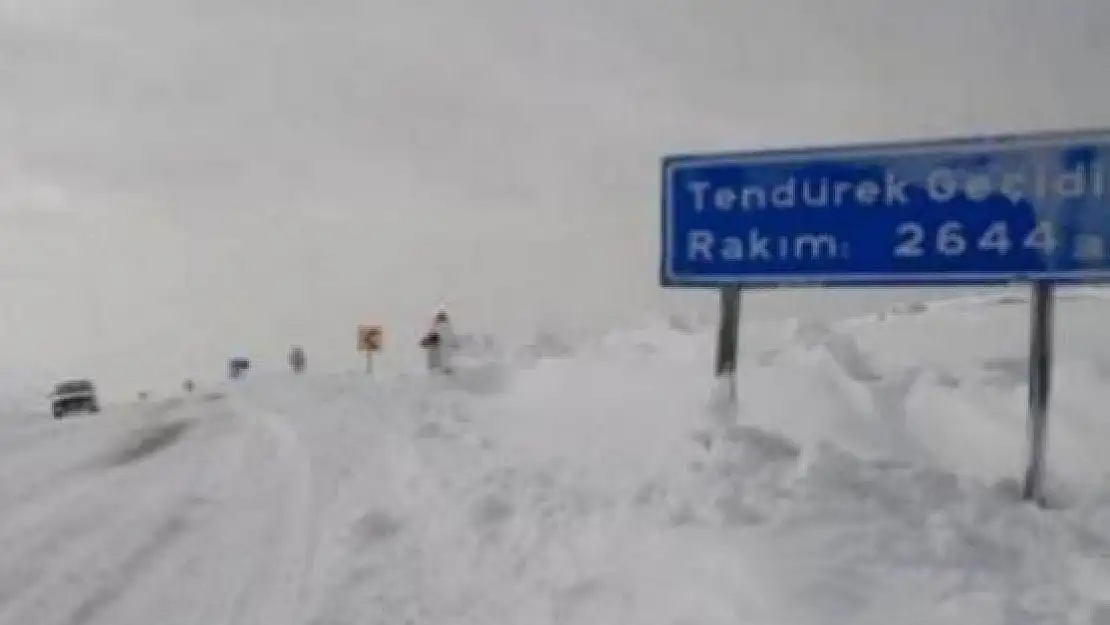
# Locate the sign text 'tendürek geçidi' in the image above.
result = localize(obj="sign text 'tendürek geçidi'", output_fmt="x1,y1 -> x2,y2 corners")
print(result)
660,131 -> 1110,286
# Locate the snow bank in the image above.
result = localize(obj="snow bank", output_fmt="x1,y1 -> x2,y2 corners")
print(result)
3,292 -> 1110,624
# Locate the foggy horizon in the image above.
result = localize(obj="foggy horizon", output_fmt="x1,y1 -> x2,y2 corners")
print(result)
3,0 -> 1109,396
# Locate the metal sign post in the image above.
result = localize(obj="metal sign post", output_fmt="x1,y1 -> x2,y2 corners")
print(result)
661,128 -> 1110,508
714,285 -> 741,403
1023,281 -> 1054,504
357,325 -> 383,376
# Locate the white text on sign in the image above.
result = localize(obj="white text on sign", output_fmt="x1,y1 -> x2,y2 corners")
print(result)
684,222 -> 1106,263
687,229 -> 847,262
685,161 -> 1107,212
894,221 -> 1104,261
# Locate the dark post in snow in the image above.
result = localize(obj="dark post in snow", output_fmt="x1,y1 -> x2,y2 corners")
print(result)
715,285 -> 742,401
1022,280 -> 1054,506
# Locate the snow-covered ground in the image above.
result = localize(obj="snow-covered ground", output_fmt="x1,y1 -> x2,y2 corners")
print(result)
5,1 -> 1110,622
3,290 -> 1110,625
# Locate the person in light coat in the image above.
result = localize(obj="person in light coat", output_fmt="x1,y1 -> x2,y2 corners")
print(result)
420,309 -> 459,374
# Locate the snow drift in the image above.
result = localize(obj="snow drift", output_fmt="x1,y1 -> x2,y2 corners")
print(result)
2,291 -> 1110,624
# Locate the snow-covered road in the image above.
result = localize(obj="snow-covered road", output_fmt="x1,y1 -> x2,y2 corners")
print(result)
0,391 -> 318,625
4,292 -> 1110,624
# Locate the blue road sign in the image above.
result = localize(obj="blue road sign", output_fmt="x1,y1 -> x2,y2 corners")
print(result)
661,129 -> 1110,287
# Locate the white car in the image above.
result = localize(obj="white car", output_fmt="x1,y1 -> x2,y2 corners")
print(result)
50,378 -> 100,419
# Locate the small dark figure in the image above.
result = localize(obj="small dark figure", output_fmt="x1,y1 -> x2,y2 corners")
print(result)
420,309 -> 457,374
288,345 -> 307,373
228,358 -> 251,379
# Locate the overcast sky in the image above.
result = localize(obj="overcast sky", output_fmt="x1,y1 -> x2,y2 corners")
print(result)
2,0 -> 1109,395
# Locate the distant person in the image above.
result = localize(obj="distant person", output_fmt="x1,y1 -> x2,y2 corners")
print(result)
420,309 -> 459,374
288,345 -> 306,373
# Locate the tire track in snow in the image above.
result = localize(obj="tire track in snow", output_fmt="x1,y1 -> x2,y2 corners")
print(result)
0,417 -> 215,606
217,400 -> 318,625
0,411 -> 231,624
55,405 -> 288,625
0,418 -> 72,456
100,419 -> 192,468
0,394 -> 326,625
224,374 -> 459,625
64,506 -> 193,625
0,412 -> 210,555
0,418 -> 116,507
289,387 -> 487,625
73,397 -> 322,625
0,400 -> 198,509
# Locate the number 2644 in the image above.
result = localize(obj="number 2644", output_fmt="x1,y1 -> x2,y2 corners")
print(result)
894,221 -> 1057,258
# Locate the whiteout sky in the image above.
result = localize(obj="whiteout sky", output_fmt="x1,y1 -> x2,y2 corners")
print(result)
2,0 -> 1109,394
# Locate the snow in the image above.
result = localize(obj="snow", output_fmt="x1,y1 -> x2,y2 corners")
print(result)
4,291 -> 1110,624
4,0 -> 1110,621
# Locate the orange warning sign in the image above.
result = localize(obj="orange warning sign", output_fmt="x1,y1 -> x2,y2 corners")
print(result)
357,325 -> 383,352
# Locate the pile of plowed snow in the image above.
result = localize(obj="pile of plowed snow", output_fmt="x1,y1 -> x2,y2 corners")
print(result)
3,291 -> 1110,624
